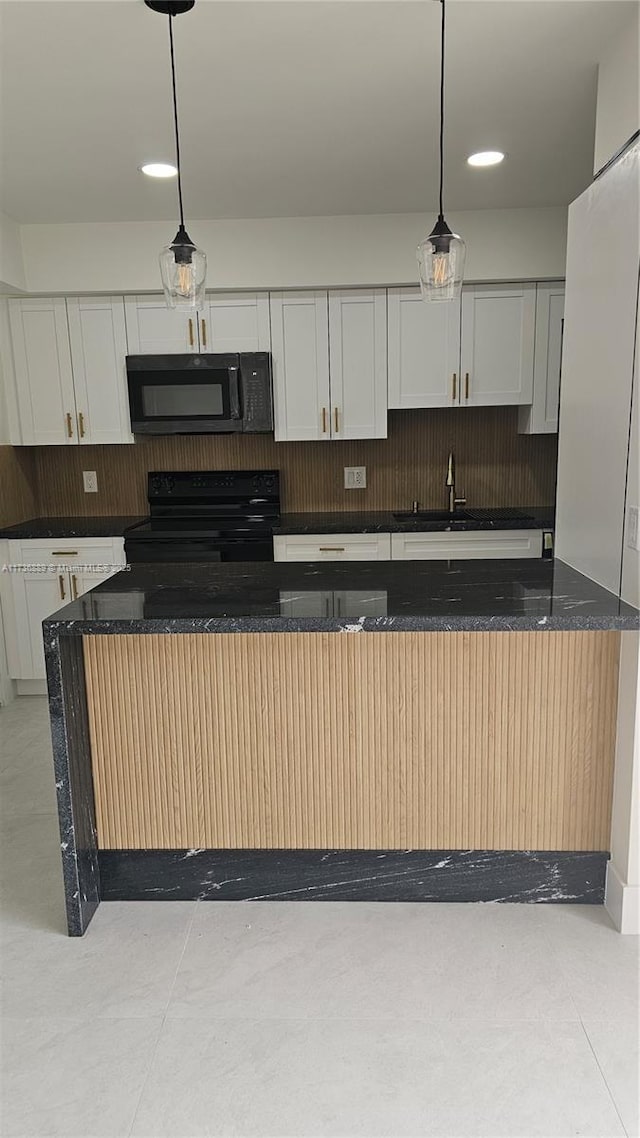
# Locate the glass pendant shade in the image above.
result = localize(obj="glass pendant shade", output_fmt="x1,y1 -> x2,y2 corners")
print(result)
417,216 -> 466,302
159,225 -> 207,309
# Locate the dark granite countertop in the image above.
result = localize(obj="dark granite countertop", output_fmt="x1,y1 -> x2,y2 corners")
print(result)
43,557 -> 638,635
274,507 -> 555,534
0,516 -> 148,540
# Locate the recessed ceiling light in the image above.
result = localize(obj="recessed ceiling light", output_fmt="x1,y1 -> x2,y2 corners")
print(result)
140,162 -> 178,178
467,151 -> 505,168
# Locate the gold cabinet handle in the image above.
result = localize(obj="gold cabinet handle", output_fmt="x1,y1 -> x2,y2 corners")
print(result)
58,574 -> 66,600
322,407 -> 327,434
452,373 -> 457,401
319,546 -> 345,552
78,411 -> 85,438
71,574 -> 78,600
334,406 -> 339,433
52,550 -> 78,556
201,318 -> 207,348
465,372 -> 470,400
66,412 -> 73,438
188,318 -> 194,347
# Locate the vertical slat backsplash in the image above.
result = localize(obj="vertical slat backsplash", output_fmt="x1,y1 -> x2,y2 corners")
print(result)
31,408 -> 557,515
0,445 -> 37,527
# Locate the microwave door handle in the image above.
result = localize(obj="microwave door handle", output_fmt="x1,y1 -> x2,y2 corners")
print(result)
229,368 -> 241,420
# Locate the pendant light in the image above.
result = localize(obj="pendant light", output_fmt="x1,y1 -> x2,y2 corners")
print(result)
416,0 -> 466,302
145,0 -> 206,309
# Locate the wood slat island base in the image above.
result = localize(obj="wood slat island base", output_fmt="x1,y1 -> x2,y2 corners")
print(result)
84,631 -> 619,854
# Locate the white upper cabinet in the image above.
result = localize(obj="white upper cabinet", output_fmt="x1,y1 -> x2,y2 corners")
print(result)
124,292 -> 270,355
271,291 -> 331,441
8,298 -> 77,445
519,283 -> 565,434
66,297 -> 133,444
387,287 -> 461,408
199,293 -> 270,353
124,295 -> 198,354
271,289 -> 387,441
460,284 -> 536,406
328,290 -> 387,439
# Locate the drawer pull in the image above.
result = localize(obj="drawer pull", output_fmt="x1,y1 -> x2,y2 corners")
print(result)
452,372 -> 457,401
51,551 -> 78,556
465,372 -> 470,400
66,412 -> 73,438
334,406 -> 339,433
58,574 -> 66,600
319,546 -> 345,552
78,411 -> 85,437
321,407 -> 327,434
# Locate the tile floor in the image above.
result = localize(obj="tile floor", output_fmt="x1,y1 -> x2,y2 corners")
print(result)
0,694 -> 638,1138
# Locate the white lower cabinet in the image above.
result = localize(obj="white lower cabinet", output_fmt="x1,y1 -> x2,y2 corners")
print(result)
391,530 -> 543,560
1,538 -> 125,680
273,533 -> 392,562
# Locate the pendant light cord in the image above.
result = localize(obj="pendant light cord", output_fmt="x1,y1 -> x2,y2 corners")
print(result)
439,0 -> 445,219
168,12 -> 185,228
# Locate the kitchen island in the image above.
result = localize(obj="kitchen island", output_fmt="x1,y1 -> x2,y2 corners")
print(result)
44,558 -> 639,935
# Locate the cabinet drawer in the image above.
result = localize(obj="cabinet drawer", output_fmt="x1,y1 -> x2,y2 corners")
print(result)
8,538 -> 124,567
273,533 -> 391,562
391,530 -> 543,560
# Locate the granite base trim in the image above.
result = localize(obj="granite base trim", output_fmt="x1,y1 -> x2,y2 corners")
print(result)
98,849 -> 609,903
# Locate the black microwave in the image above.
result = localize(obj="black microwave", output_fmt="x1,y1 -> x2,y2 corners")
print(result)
126,352 -> 273,434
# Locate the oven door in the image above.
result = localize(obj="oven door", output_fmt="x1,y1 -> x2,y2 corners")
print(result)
126,354 -> 241,434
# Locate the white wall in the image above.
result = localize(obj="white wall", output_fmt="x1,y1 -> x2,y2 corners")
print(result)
594,3 -> 640,174
555,142 -> 639,594
16,207 -> 568,295
0,211 -> 26,294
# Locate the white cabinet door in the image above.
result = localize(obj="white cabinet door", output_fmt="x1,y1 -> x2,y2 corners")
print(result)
200,293 -> 270,353
273,533 -> 391,561
328,290 -> 387,438
270,291 -> 331,441
518,283 -> 565,434
124,295 -> 197,354
66,297 -> 133,444
460,284 -> 536,406
8,298 -> 77,445
8,571 -> 67,680
391,530 -> 543,560
387,287 -> 461,408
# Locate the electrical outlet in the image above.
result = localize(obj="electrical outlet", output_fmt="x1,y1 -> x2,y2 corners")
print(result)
344,466 -> 366,490
83,470 -> 98,494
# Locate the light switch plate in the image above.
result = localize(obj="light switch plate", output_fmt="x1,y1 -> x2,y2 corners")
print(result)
83,470 -> 98,493
344,466 -> 366,490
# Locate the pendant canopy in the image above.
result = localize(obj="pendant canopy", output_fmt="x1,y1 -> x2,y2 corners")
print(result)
145,0 -> 206,308
416,0 -> 466,302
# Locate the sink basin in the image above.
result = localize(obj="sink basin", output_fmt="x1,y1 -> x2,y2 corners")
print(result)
392,509 -> 473,523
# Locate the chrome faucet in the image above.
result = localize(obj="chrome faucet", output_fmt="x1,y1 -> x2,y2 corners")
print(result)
446,451 -> 467,516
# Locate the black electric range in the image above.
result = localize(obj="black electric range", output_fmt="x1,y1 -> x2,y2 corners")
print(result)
124,470 -> 280,563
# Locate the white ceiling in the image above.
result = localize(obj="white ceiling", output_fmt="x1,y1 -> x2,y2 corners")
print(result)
0,0 -> 636,224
